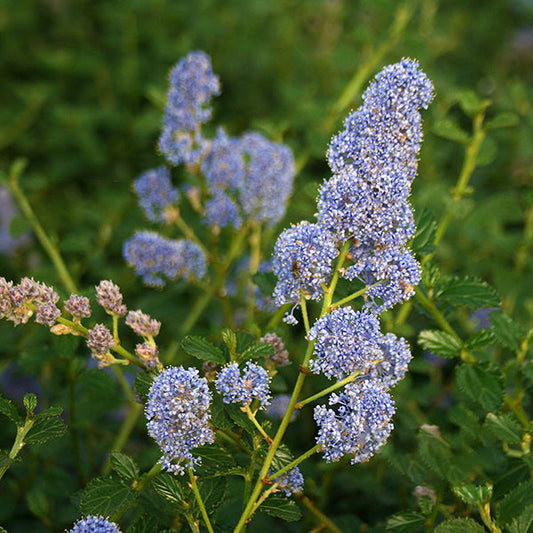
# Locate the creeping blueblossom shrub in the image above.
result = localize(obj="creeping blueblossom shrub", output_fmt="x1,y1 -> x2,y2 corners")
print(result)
67,515 -> 122,533
215,362 -> 271,409
159,51 -> 220,166
273,466 -> 304,496
123,231 -> 206,287
314,380 -> 395,464
145,366 -> 215,475
272,222 -> 338,306
134,167 -> 179,223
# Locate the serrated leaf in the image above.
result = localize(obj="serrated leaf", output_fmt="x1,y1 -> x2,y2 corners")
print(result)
269,443 -> 295,472
35,406 -> 63,418
195,445 -> 235,474
110,452 -> 140,481
240,342 -> 275,362
421,261 -> 440,289
80,476 -> 136,516
412,207 -> 437,254
25,416 -> 67,445
235,330 -> 256,353
197,477 -> 227,513
449,406 -> 481,440
259,496 -> 302,522
386,511 -> 426,532
134,370 -> 159,402
209,393 -> 233,430
418,330 -> 462,358
437,277 -> 501,308
385,451 -> 428,485
490,312 -> 524,351
456,363 -> 504,411
506,505 -> 533,533
434,518 -> 486,532
181,336 -> 225,364
497,481 -> 533,525
125,514 -> 161,533
417,426 -> 457,482
433,119 -> 471,144
486,112 -> 519,130
222,329 -> 237,355
484,413 -> 522,444
453,483 -> 492,505
466,330 -> 496,351
23,393 -> 37,414
151,472 -> 186,505
225,403 -> 256,434
0,394 -> 22,425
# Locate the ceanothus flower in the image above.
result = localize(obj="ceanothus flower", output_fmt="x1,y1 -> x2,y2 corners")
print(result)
215,361 -> 271,409
123,231 -> 207,287
308,307 -> 412,386
134,167 -> 179,223
159,51 -> 220,166
273,466 -> 304,496
204,193 -> 242,229
67,515 -> 122,533
145,366 -> 215,475
272,221 -> 338,306
314,380 -> 395,464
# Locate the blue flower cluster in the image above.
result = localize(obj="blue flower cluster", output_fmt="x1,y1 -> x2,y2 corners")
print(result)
273,466 -> 304,496
125,51 -> 295,286
123,231 -> 206,287
145,366 -> 215,475
67,515 -> 122,533
215,362 -> 271,409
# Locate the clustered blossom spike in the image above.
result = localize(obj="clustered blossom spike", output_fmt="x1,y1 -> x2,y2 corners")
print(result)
134,167 -> 179,223
67,515 -> 122,533
135,343 -> 159,370
0,276 -> 60,327
86,324 -> 115,367
123,231 -> 207,287
260,332 -> 290,369
159,51 -> 220,166
64,294 -> 92,319
273,466 -> 304,496
272,222 -> 338,306
215,362 -> 271,409
126,310 -> 161,337
145,366 -> 215,475
95,280 -> 127,317
314,380 -> 395,464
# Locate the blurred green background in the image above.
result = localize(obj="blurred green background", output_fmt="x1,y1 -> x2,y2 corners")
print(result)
1,0 -> 533,530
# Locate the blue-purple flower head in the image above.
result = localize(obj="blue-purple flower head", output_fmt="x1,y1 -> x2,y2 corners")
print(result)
67,515 -> 122,533
134,167 -> 179,223
215,361 -> 271,409
273,466 -> 304,497
238,132 -> 295,226
272,222 -> 338,306
159,51 -> 221,166
308,307 -> 411,386
123,231 -> 207,287
145,366 -> 215,475
314,380 -> 395,464
204,193 -> 242,229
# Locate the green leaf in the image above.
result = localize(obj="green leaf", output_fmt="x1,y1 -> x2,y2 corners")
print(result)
417,426 -> 457,482
421,261 -> 441,289
0,394 -> 22,425
418,330 -> 462,358
134,370 -> 159,402
486,112 -> 519,130
456,363 -> 504,411
434,518 -> 486,532
151,472 -> 186,505
195,445 -> 235,474
259,496 -> 302,522
484,413 -> 522,444
437,277 -> 501,308
490,312 -> 524,351
476,136 -> 498,167
26,486 -> 49,519
433,119 -> 471,144
456,89 -> 485,117
35,406 -> 63,418
412,207 -> 437,254
386,511 -> 426,532
225,403 -> 256,434
453,483 -> 493,505
181,336 -> 225,364
235,330 -> 256,353
506,505 -> 533,533
222,329 -> 237,355
197,477 -> 227,513
240,342 -> 275,362
269,443 -> 295,472
209,393 -> 233,430
23,393 -> 37,414
497,480 -> 533,525
52,334 -> 80,358
466,330 -> 496,351
110,452 -> 140,481
80,476 -> 136,516
25,416 -> 67,445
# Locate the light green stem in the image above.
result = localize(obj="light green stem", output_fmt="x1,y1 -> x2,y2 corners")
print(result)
332,285 -> 368,308
0,417 -> 35,481
297,372 -> 362,408
269,444 -> 322,480
189,468 -> 215,533
245,406 -> 272,443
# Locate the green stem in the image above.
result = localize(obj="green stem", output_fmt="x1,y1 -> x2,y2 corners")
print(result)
300,292 -> 310,334
297,493 -> 344,533
0,417 -> 35,481
331,285 -> 368,308
504,394 -> 530,430
269,444 -> 322,480
245,406 -> 272,443
297,372 -> 363,408
189,468 -> 215,533
8,163 -> 77,294
265,303 -> 292,330
174,211 -> 210,258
